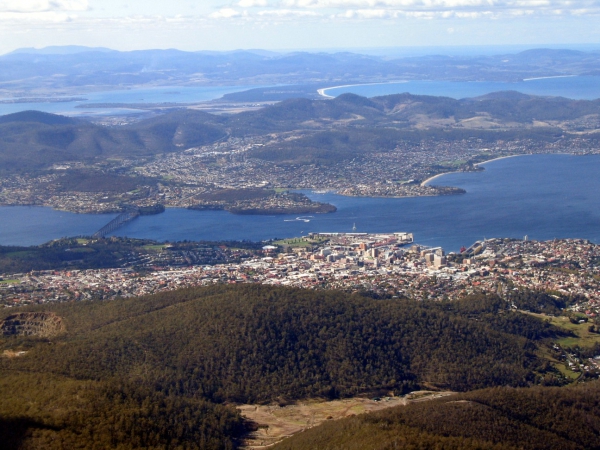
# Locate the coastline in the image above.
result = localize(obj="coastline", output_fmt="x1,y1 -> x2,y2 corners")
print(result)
317,80 -> 409,98
473,154 -> 525,167
420,171 -> 462,187
421,154 -> 526,186
522,75 -> 576,81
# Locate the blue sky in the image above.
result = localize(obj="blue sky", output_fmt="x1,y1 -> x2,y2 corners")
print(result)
0,0 -> 599,54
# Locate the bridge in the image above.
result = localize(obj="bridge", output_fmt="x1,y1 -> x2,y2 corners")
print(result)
93,209 -> 140,238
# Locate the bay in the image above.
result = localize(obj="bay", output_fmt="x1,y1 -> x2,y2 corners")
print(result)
1,154 -> 600,252
0,85 -> 258,117
322,76 -> 600,100
3,74 -> 600,119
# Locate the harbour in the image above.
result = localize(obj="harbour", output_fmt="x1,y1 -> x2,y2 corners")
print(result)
2,154 -> 600,251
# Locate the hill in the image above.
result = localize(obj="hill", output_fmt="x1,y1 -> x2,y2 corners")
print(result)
0,110 -> 78,126
0,285 -> 573,448
2,47 -> 600,90
2,92 -> 600,173
273,381 -> 600,450
0,109 -> 227,173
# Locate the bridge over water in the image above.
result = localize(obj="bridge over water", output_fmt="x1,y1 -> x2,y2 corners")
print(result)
93,210 -> 139,238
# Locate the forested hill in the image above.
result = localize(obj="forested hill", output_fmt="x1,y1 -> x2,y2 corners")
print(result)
0,284 -> 572,448
0,109 -> 227,173
273,381 -> 600,450
1,285 -> 557,401
2,91 -> 600,172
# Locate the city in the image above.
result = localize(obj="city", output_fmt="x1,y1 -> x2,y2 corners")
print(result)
1,131 -> 600,214
3,234 -> 598,315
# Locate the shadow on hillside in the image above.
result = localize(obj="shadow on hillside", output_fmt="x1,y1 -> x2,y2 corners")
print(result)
0,417 -> 59,450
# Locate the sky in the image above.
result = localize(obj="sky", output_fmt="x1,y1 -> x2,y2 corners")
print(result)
0,0 -> 599,54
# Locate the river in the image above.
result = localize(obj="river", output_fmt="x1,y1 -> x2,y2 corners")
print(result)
2,154 -> 600,252
1,75 -> 599,118
0,85 -> 258,117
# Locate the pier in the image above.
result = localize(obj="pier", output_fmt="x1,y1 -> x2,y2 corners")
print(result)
462,240 -> 485,256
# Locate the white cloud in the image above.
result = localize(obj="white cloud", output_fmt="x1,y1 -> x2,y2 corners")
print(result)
237,0 -> 269,6
210,8 -> 242,18
281,0 -> 498,7
0,0 -> 598,32
0,0 -> 88,13
257,8 -> 320,15
272,0 -> 600,20
0,11 -> 75,23
280,0 -> 598,7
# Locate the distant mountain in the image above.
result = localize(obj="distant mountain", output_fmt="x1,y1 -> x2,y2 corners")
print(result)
1,47 -> 599,91
512,48 -> 589,63
196,48 -> 280,57
1,91 -> 600,172
0,110 -> 78,125
472,90 -> 535,101
6,45 -> 115,56
0,109 -> 226,173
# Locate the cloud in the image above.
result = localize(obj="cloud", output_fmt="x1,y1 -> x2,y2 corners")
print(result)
0,0 -> 598,32
280,0 -> 595,7
0,0 -> 88,13
210,8 -> 242,18
204,0 -> 600,22
257,8 -> 320,16
237,0 -> 269,6
277,0 -> 600,17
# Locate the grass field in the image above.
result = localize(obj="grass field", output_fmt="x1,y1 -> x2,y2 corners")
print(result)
142,244 -> 166,251
0,279 -> 19,284
274,236 -> 329,248
438,159 -> 468,168
526,312 -> 600,348
526,312 -> 600,380
67,247 -> 95,254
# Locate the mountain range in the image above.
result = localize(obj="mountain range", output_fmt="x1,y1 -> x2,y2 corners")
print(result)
1,47 -> 600,94
1,91 -> 599,173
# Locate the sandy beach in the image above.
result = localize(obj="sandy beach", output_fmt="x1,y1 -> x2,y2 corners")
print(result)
473,154 -> 526,166
317,81 -> 408,98
421,154 -> 526,186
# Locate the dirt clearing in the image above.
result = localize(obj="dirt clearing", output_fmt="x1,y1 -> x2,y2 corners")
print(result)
238,391 -> 454,448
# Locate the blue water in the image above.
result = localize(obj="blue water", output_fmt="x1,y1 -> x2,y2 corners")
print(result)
0,208 -> 118,247
0,85 -> 258,117
1,154 -> 600,251
323,76 -> 600,100
3,75 -> 600,118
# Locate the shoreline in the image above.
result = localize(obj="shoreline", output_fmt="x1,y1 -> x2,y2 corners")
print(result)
319,74 -> 584,99
317,80 -> 409,98
473,154 -> 526,167
420,171 -> 461,187
421,154 -> 526,186
522,75 -> 576,81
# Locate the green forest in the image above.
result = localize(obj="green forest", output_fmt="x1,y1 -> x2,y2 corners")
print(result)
1,284 -> 598,448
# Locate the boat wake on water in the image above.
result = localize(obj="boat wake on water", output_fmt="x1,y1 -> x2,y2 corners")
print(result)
284,216 -> 314,223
